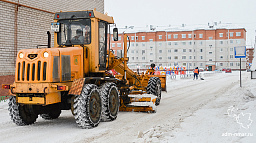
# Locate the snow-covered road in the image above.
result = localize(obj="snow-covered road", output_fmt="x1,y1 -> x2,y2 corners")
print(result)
0,71 -> 255,143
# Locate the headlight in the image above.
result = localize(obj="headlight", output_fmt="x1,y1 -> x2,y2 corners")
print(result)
19,53 -> 24,59
43,52 -> 49,58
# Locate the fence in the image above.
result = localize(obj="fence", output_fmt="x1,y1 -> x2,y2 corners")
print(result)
0,96 -> 8,102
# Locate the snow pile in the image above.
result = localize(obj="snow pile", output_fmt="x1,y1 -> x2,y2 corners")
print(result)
133,72 -> 256,143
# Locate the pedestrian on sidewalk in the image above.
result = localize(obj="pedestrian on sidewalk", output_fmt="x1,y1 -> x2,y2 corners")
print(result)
193,67 -> 199,80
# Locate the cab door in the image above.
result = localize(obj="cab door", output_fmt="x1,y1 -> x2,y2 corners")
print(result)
98,21 -> 108,70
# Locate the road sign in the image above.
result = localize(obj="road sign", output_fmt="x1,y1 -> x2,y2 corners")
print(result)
234,46 -> 246,58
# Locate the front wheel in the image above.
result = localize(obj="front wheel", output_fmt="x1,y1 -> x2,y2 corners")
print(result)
73,84 -> 102,129
8,96 -> 38,125
146,77 -> 162,106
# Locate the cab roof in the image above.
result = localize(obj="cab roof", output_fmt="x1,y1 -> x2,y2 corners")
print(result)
54,10 -> 114,24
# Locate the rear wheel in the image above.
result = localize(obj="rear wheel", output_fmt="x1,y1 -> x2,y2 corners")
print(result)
73,84 -> 102,129
100,82 -> 119,121
8,96 -> 38,125
146,77 -> 162,106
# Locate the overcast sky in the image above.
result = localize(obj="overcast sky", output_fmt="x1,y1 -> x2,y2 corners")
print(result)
105,0 -> 256,46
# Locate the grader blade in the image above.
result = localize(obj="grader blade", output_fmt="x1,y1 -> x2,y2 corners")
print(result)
119,94 -> 157,112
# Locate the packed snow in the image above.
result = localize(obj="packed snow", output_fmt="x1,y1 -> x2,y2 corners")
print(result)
0,71 -> 255,143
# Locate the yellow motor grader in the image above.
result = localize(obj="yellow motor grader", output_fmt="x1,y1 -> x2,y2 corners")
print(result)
2,10 -> 166,129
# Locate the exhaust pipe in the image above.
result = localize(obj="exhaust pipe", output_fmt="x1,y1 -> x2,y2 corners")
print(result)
47,31 -> 51,48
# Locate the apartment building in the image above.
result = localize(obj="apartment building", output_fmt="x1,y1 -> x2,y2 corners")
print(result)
110,23 -> 247,71
0,0 -> 104,75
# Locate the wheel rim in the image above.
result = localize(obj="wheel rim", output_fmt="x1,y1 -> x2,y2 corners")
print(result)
89,90 -> 101,123
109,88 -> 118,116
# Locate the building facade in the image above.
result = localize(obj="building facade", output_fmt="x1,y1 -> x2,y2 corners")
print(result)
0,0 -> 104,75
111,24 -> 247,71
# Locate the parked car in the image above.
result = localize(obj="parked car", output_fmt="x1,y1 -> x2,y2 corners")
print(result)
225,68 -> 232,73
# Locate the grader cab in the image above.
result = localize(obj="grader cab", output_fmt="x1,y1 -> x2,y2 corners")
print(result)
2,10 -> 166,129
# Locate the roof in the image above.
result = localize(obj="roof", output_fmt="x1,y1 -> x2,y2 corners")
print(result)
115,23 -> 246,34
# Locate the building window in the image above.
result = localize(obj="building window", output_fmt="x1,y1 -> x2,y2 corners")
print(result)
183,63 -> 186,66
182,34 -> 186,38
220,56 -> 223,59
199,34 -> 203,38
142,50 -> 145,55
117,43 -> 121,47
209,59 -> 212,61
236,32 -> 241,36
149,39 -> 153,42
209,52 -> 212,54
200,56 -> 203,59
136,50 -> 138,53
159,57 -> 162,60
159,35 -> 162,39
189,56 -> 192,59
136,36 -> 138,40
220,63 -> 223,66
236,40 -> 241,44
188,34 -> 192,38
118,36 -> 121,40
159,43 -> 162,46
132,57 -> 134,60
142,57 -> 145,60
131,50 -> 134,53
136,57 -> 138,60
168,49 -> 171,53
174,42 -> 178,45
194,34 -> 196,38
174,56 -> 178,59
189,49 -> 192,52
112,43 -> 115,47
219,33 -> 223,37
150,60 -> 153,62
174,49 -> 178,52
142,43 -> 145,46
168,34 -> 171,39
136,43 -> 138,46
174,34 -> 178,39
168,56 -> 171,59
230,40 -> 233,44
230,48 -> 233,51
199,41 -> 203,45
200,63 -> 203,66
230,55 -> 233,59
230,63 -> 233,66
150,53 -> 153,55
131,36 -> 134,40
182,56 -> 186,59
182,42 -> 186,45
189,41 -> 192,45
183,49 -> 186,52
150,46 -> 153,49
209,37 -> 213,40
220,41 -> 223,44
168,42 -> 171,45
159,50 -> 162,53
220,48 -> 223,52
200,49 -> 203,52
230,32 -> 233,37
142,36 -> 145,40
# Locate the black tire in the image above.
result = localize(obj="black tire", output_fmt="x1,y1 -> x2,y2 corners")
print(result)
73,84 -> 102,129
99,82 -> 119,122
8,96 -> 38,125
40,106 -> 61,120
146,77 -> 161,106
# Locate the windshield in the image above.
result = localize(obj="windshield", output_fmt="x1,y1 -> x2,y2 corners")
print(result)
57,19 -> 91,46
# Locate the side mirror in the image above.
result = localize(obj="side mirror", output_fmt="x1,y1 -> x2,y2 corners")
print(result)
113,28 -> 118,41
